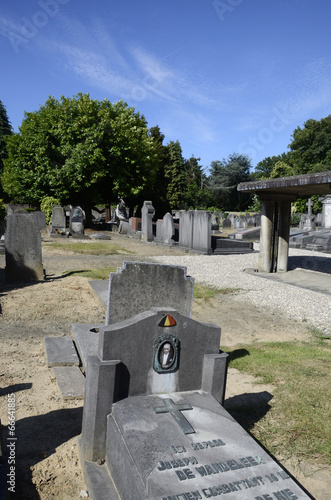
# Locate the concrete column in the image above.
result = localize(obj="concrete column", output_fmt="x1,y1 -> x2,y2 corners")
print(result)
258,199 -> 275,273
277,201 -> 291,272
80,356 -> 121,462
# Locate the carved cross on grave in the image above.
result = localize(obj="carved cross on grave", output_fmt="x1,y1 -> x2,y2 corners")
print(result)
306,198 -> 314,218
154,398 -> 195,435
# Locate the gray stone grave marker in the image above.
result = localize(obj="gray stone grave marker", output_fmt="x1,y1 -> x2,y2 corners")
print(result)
222,217 -> 232,229
192,211 -> 212,254
69,206 -> 85,236
78,307 -> 311,500
50,205 -> 66,235
105,262 -> 194,325
5,212 -> 44,282
161,212 -> 175,245
141,200 -> 155,241
179,211 -> 194,249
320,194 -> 331,228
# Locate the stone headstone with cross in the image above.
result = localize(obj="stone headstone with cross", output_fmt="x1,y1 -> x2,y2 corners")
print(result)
300,198 -> 316,231
78,306 -> 311,500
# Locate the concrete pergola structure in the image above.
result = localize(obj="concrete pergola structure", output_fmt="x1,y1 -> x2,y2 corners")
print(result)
237,170 -> 331,273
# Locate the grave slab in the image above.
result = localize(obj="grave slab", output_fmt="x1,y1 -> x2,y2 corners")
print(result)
80,391 -> 311,500
45,337 -> 80,367
52,366 -> 85,399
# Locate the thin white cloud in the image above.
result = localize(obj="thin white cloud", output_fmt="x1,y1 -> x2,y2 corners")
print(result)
51,41 -> 134,95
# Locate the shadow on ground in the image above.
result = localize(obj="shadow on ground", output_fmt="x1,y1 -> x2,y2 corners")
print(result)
1,395 -> 83,499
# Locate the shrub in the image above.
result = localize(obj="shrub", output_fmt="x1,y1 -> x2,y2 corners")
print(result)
290,213 -> 301,227
40,196 -> 61,225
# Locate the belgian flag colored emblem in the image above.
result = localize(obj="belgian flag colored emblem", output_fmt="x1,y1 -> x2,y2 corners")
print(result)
158,314 -> 176,327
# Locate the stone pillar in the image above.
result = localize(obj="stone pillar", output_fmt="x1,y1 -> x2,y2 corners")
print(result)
277,200 -> 291,272
141,201 -> 155,241
258,199 -> 275,273
80,356 -> 121,462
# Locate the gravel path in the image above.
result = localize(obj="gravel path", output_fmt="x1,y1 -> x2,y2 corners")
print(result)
150,245 -> 331,337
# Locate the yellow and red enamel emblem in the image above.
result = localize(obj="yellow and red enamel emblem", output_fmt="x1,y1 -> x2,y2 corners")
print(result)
158,314 -> 177,327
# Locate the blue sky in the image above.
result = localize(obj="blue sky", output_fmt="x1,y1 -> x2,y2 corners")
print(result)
1,0 -> 331,172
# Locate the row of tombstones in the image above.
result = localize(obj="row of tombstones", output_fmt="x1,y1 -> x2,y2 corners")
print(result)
124,201 -> 260,254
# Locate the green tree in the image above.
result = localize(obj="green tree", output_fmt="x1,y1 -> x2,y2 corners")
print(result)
1,94 -> 158,219
269,160 -> 294,179
252,153 -> 291,180
183,156 -> 209,208
164,140 -> 187,210
289,116 -> 331,174
143,125 -> 170,217
207,153 -> 252,211
0,100 -> 13,197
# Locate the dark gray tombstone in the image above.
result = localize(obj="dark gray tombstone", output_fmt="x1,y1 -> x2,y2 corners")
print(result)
106,262 -> 194,325
50,205 -> 66,235
141,200 -> 155,241
222,217 -> 232,229
213,238 -> 254,254
31,211 -> 47,234
5,212 -> 44,282
78,307 -> 311,500
79,308 -> 226,461
69,206 -> 85,236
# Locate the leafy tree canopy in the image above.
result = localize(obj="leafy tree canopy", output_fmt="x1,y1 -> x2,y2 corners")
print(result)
252,153 -> 291,180
164,140 -> 187,210
1,93 -> 158,216
207,153 -> 252,211
289,115 -> 331,174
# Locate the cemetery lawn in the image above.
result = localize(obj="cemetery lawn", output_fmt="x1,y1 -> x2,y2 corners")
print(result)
225,340 -> 331,467
44,240 -> 135,255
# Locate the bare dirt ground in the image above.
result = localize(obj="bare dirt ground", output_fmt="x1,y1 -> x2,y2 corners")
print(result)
0,232 -> 329,499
